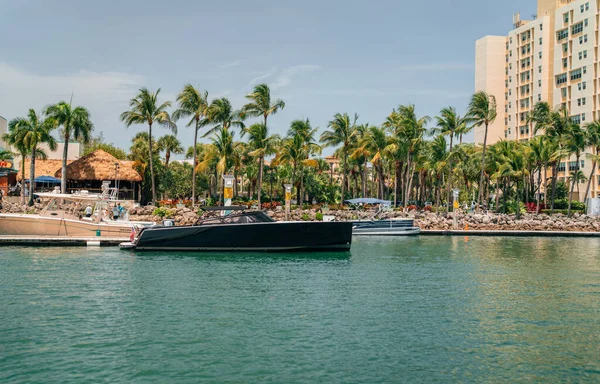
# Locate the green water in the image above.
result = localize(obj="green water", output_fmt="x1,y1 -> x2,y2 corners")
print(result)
1,237 -> 600,383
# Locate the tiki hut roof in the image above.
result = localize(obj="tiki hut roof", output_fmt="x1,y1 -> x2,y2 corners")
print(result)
17,159 -> 70,181
54,149 -> 142,182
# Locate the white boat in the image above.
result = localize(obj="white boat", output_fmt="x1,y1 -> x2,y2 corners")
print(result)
0,188 -> 154,238
352,218 -> 420,236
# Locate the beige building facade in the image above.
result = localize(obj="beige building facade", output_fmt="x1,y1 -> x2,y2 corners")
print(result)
475,0 -> 600,199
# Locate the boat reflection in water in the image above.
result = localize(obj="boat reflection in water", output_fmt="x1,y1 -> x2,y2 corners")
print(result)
121,207 -> 353,252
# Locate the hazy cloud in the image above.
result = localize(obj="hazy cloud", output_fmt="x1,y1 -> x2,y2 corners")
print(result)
0,62 -> 145,143
396,62 -> 474,71
220,60 -> 241,69
271,65 -> 321,90
248,68 -> 277,86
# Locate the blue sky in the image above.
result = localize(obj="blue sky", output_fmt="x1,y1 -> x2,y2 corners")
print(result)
0,0 -> 536,156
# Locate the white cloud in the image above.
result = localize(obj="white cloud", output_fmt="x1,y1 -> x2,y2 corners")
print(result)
396,62 -> 474,71
271,65 -> 321,90
220,60 -> 241,68
0,62 -> 145,144
248,68 -> 277,86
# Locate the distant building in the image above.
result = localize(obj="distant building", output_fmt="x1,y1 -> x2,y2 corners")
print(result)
475,0 -> 600,198
0,116 -> 8,151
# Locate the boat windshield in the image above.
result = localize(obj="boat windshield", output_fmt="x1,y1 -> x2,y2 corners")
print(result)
197,211 -> 275,225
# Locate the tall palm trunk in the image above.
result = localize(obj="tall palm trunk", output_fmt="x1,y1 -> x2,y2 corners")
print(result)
61,132 -> 70,194
393,160 -> 399,207
148,123 -> 157,204
446,136 -> 454,213
340,149 -> 347,204
583,148 -> 599,203
543,166 -> 548,205
478,122 -> 489,206
28,146 -> 36,206
20,153 -> 26,205
536,167 -> 542,214
362,161 -> 367,198
404,152 -> 412,211
257,155 -> 264,209
550,162 -> 558,214
192,119 -> 199,205
567,155 -> 580,217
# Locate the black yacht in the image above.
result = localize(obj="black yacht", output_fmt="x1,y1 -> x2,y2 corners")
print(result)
120,207 -> 353,252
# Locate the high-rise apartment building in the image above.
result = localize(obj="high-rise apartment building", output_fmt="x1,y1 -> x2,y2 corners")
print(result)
475,0 -> 600,199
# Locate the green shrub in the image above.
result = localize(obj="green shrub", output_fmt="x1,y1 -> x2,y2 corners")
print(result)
153,206 -> 173,218
315,212 -> 324,221
301,213 -> 310,221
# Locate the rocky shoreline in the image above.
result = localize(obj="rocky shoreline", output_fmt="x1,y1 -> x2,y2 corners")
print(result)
2,201 -> 599,233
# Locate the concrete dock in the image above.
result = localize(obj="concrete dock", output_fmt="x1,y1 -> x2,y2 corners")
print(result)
420,230 -> 600,237
0,236 -> 128,247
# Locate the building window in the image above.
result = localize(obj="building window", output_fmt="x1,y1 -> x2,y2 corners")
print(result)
540,24 -> 543,31
569,161 -> 579,171
572,22 -> 584,34
538,94 -> 542,101
510,37 -> 513,44
578,98 -> 582,106
556,73 -> 568,85
583,66 -> 587,74
539,52 -> 542,59
538,80 -> 542,87
583,113 -> 586,121
564,13 -> 569,24
584,50 -> 588,58
581,160 -> 586,168
586,2 -> 590,11
563,58 -> 568,68
583,98 -> 586,105
579,52 -> 583,60
572,115 -> 582,124
570,68 -> 582,80
562,87 -> 568,97
539,37 -> 543,45
585,18 -> 589,27
539,65 -> 542,73
563,43 -> 569,53
558,162 -> 566,172
508,115 -> 511,121
558,28 -> 569,41
578,83 -> 582,90
581,4 -> 585,12
583,81 -> 587,89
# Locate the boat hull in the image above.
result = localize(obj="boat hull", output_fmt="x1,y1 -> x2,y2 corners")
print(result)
126,221 -> 353,252
0,214 -> 134,238
351,219 -> 421,236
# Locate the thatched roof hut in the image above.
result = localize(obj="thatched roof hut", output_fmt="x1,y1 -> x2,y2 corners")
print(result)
17,159 -> 70,180
54,149 -> 142,182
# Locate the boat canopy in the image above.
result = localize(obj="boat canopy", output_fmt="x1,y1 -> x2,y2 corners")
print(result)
345,198 -> 392,206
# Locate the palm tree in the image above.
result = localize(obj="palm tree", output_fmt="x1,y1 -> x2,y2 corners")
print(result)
320,113 -> 358,204
156,134 -> 183,168
45,101 -> 93,194
526,136 -> 553,213
243,123 -> 280,208
204,98 -> 245,137
353,126 -> 389,199
173,84 -> 209,205
17,110 -> 57,205
583,121 -> 600,203
242,83 -> 285,127
434,106 -> 466,211
120,88 -> 176,204
196,127 -> 240,202
564,124 -> 586,216
4,122 -> 30,204
467,91 -> 497,206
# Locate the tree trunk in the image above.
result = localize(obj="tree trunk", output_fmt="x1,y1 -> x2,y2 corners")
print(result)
20,154 -> 25,205
362,161 -> 367,198
583,148 -> 598,203
568,155 -> 580,217
536,167 -> 542,214
257,155 -> 264,209
165,150 -> 170,169
478,122 -> 489,206
192,119 -> 199,205
404,153 -> 412,211
148,123 -> 157,205
61,132 -> 70,194
28,146 -> 36,206
340,148 -> 347,205
550,162 -> 558,214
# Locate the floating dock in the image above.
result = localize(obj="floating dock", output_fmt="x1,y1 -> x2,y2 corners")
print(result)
0,236 -> 127,247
